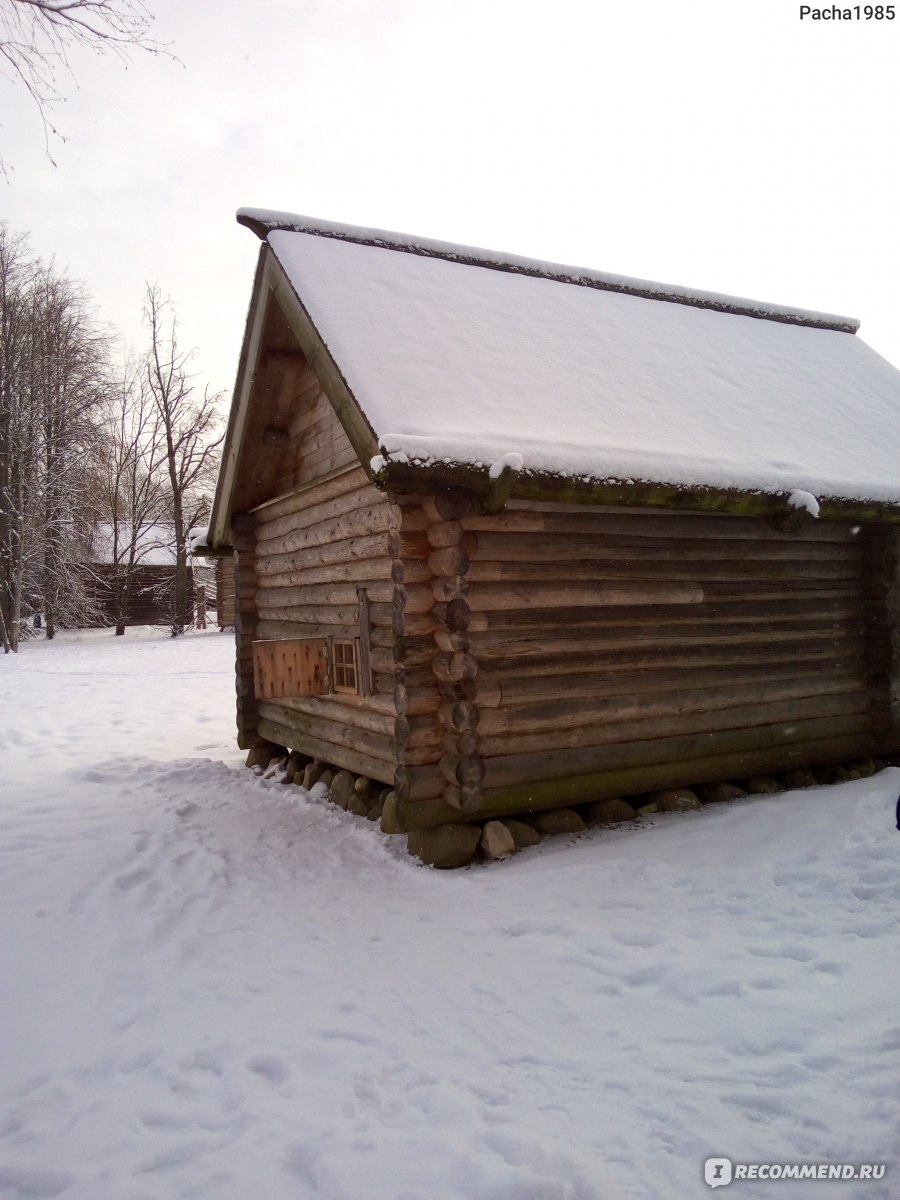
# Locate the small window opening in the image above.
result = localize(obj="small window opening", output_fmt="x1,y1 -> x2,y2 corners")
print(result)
331,639 -> 359,694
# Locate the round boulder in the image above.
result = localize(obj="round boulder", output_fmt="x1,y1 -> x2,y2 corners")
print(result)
696,781 -> 747,805
380,791 -> 404,834
741,776 -> 782,795
584,798 -> 636,824
502,819 -> 542,849
647,789 -> 701,812
329,770 -> 357,810
523,808 -> 586,836
302,760 -> 327,790
480,820 -> 517,861
407,823 -> 481,869
779,768 -> 817,790
813,764 -> 851,786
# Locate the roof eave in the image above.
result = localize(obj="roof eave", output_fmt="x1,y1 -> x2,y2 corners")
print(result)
376,458 -> 900,524
207,243 -> 272,549
236,208 -> 859,334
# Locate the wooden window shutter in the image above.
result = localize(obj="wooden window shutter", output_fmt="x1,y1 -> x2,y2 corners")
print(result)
252,638 -> 328,698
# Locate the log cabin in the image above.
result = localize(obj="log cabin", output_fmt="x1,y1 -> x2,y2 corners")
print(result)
82,522 -> 199,629
200,209 -> 900,854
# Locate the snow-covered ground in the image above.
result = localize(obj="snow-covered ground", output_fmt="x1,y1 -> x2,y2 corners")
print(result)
1,629 -> 897,1200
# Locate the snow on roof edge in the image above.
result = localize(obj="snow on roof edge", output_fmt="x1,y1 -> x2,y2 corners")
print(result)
237,208 -> 860,334
373,442 -> 900,510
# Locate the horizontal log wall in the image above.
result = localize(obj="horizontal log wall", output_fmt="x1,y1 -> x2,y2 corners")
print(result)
275,363 -> 357,493
77,563 -> 194,627
232,514 -> 259,749
442,503 -> 886,818
253,466 -> 391,777
861,524 -> 900,746
216,556 -> 236,629
251,465 -> 446,800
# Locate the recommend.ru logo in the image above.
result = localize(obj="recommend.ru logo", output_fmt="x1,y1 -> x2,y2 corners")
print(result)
704,1157 -> 886,1186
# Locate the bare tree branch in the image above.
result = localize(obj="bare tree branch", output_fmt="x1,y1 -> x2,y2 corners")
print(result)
0,0 -> 168,171
142,283 -> 223,636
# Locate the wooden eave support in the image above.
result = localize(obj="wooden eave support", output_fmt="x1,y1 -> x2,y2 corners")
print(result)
374,458 -> 900,525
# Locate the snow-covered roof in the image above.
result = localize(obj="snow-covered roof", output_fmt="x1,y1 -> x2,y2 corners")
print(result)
237,209 -> 900,507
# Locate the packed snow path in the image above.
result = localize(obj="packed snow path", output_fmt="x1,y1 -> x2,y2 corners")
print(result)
0,630 -> 897,1199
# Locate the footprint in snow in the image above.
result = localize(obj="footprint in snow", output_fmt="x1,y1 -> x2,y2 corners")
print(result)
874,1026 -> 900,1052
801,1053 -> 840,1070
623,964 -> 667,988
702,978 -> 743,998
847,921 -> 894,939
119,1048 -> 162,1074
180,1046 -> 229,1077
318,1028 -> 376,1047
499,918 -> 579,939
609,928 -> 665,948
748,943 -> 817,962
0,1164 -> 76,1199
811,960 -> 843,977
247,1055 -> 291,1086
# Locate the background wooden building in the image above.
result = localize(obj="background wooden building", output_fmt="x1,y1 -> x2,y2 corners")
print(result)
80,523 -> 201,629
202,210 -> 900,847
81,562 -> 194,628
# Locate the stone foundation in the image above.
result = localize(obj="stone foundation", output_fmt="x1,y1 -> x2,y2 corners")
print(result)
245,743 -> 891,869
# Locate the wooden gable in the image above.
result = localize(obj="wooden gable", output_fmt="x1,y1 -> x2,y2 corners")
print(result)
209,247 -> 381,549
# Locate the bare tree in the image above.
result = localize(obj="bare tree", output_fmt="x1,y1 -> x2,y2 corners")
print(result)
0,224 -> 37,650
143,283 -> 222,637
31,258 -> 109,635
0,222 -> 108,650
96,355 -> 167,634
0,0 -> 164,168
1,236 -> 223,649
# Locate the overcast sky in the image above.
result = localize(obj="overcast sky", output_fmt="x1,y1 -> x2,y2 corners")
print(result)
2,0 -> 899,404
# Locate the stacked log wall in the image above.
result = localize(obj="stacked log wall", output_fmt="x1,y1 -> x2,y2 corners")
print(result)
249,466 -> 446,800
418,492 -> 495,819
216,556 -> 236,629
447,504 -> 882,818
384,495 -> 446,804
76,563 -> 193,627
232,514 -> 260,750
277,364 -> 358,493
860,523 -> 900,747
